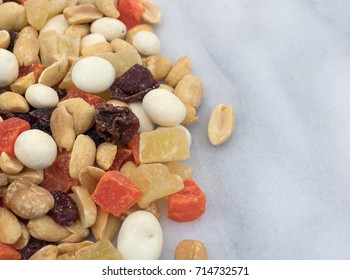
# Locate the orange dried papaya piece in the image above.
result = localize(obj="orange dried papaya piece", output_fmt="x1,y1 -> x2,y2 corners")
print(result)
127,133 -> 140,165
18,63 -> 46,82
118,0 -> 145,29
0,242 -> 21,260
62,87 -> 105,108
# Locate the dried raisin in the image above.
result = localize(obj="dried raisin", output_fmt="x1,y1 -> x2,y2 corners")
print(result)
19,237 -> 53,260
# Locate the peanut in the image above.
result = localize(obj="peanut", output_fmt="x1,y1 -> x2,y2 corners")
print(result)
61,220 -> 90,243
0,30 -> 10,49
6,168 -> 44,185
165,56 -> 192,88
65,24 -> 91,38
0,2 -> 28,32
78,166 -> 105,194
181,102 -> 198,126
0,152 -> 24,175
141,0 -> 162,24
0,92 -> 30,113
208,104 -> 234,145
126,24 -> 154,44
91,206 -> 121,241
13,32 -> 40,66
63,4 -> 103,24
25,0 -> 49,30
10,72 -> 36,95
95,0 -> 120,18
29,245 -> 59,260
0,173 -> 7,187
13,222 -> 30,250
96,142 -> 117,171
38,55 -> 69,87
142,54 -> 172,81
174,240 -> 208,260
81,41 -> 113,56
71,186 -> 97,228
110,38 -> 135,53
0,207 -> 22,245
174,75 -> 203,109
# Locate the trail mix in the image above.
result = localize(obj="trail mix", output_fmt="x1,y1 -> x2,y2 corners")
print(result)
0,0 -> 233,260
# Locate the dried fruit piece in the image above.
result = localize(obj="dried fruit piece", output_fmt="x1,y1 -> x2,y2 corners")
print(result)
168,178 -> 206,222
174,240 -> 208,260
62,87 -> 105,108
95,103 -> 140,145
110,64 -> 159,102
118,0 -> 145,29
208,104 -> 234,145
19,238 -> 52,260
167,161 -> 193,180
127,133 -> 140,165
75,239 -> 122,260
91,170 -> 143,216
18,63 -> 46,82
0,242 -> 21,260
47,191 -> 79,227
109,148 -> 134,171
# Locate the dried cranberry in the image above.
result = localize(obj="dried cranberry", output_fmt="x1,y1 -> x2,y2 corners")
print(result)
19,238 -> 53,260
110,64 -> 159,102
47,191 -> 79,227
95,103 -> 140,145
29,108 -> 54,134
14,112 -> 35,125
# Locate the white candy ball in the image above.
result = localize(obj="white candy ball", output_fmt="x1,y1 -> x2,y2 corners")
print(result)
132,31 -> 161,56
142,88 -> 186,126
72,56 -> 115,94
80,33 -> 106,50
129,102 -> 155,133
156,124 -> 192,146
0,49 -> 18,87
117,211 -> 163,260
14,129 -> 57,170
25,84 -> 59,109
90,17 -> 126,41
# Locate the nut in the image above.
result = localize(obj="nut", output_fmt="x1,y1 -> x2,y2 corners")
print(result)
63,4 -> 103,24
159,83 -> 174,93
142,54 -> 172,81
58,34 -> 81,59
71,186 -> 97,228
126,24 -> 154,44
0,151 -> 24,175
4,178 -> 54,219
27,215 -> 71,242
0,2 -> 28,32
25,0 -> 49,30
13,33 -> 40,66
174,240 -> 208,260
0,92 -> 30,113
96,142 -> 117,171
174,75 -> 203,109
78,166 -> 105,194
10,72 -> 36,95
48,0 -> 67,18
0,30 -> 10,49
13,222 -> 30,250
60,220 -> 90,243
50,106 -> 76,152
110,38 -> 135,53
106,99 -> 129,107
39,30 -> 61,67
95,0 -> 120,18
57,240 -> 93,257
81,42 -> 113,56
6,168 -> 44,185
181,102 -> 198,126
18,26 -> 39,38
65,24 -> 90,38
0,173 -> 8,187
165,56 -> 192,88
141,0 -> 162,24
91,206 -> 121,241
38,55 -> 69,87
69,135 -> 96,179
57,98 -> 96,135
29,245 -> 59,260
208,104 -> 234,145
0,207 -> 22,245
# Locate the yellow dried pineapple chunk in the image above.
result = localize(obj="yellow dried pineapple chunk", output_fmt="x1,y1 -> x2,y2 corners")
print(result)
139,127 -> 190,164
130,163 -> 184,208
75,239 -> 122,260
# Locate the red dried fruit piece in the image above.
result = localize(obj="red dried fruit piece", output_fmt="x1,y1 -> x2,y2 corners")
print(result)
47,191 -> 79,227
0,242 -> 21,260
0,117 -> 30,157
118,0 -> 145,29
109,148 -> 134,171
18,63 -> 46,82
92,170 -> 143,216
168,178 -> 206,222
95,103 -> 140,145
62,87 -> 105,108
110,64 -> 159,102
127,133 -> 140,165
41,150 -> 80,193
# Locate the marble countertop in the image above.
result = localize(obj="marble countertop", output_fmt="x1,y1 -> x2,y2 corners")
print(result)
154,0 -> 350,259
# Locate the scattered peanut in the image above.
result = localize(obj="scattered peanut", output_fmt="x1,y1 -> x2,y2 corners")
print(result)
141,0 -> 162,24
208,104 -> 234,145
71,186 -> 97,228
143,54 -> 172,81
63,4 -> 103,25
10,72 -> 36,95
91,206 -> 121,241
175,240 -> 208,260
25,0 -> 49,31
78,166 -> 105,194
0,30 -> 10,49
95,0 -> 120,18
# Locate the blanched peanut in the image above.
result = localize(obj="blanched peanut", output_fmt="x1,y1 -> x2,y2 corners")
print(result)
10,72 -> 36,95
25,0 -> 49,30
19,26 -> 38,38
78,166 -> 105,194
96,142 -> 117,171
175,240 -> 208,260
92,206 -> 121,241
106,99 -> 129,107
63,4 -> 103,24
0,30 -> 10,49
13,33 -> 40,66
0,152 -> 24,175
166,56 -> 192,88
27,215 -> 71,242
69,135 -> 96,179
4,178 -> 54,219
0,92 -> 30,113
29,245 -> 59,260
40,14 -> 70,35
95,0 -> 120,18
0,207 -> 22,245
71,186 -> 97,228
143,55 -> 172,81
174,75 -> 203,109
141,0 -> 162,24
0,2 -> 28,32
208,104 -> 234,145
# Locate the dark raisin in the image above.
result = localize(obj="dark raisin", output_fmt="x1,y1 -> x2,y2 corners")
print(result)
7,31 -> 18,53
14,112 -> 35,124
110,64 -> 159,102
95,103 -> 140,145
84,126 -> 105,146
19,238 -> 53,260
56,88 -> 68,100
47,190 -> 79,227
29,108 -> 54,134
0,110 -> 15,120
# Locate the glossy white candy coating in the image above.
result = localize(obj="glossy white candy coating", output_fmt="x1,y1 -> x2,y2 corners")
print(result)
14,129 -> 57,170
142,88 -> 186,126
72,56 -> 115,94
132,31 -> 161,56
90,17 -> 126,41
25,84 -> 59,109
129,102 -> 155,133
117,211 -> 163,260
0,49 -> 18,87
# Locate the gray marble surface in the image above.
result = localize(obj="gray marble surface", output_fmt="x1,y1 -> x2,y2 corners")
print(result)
154,0 -> 350,259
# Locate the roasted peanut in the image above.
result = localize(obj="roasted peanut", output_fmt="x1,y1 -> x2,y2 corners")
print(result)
143,54 -> 172,81
25,0 -> 49,30
13,222 -> 30,250
63,4 -> 103,24
0,92 -> 30,113
0,173 -> 7,187
181,102 -> 198,126
174,75 -> 203,109
10,72 -> 36,95
29,245 -> 59,260
165,56 -> 192,88
175,240 -> 208,260
13,33 -> 40,66
61,220 -> 90,243
0,30 -> 10,49
208,104 -> 234,145
95,0 -> 120,18
48,0 -> 67,18
92,206 -> 121,241
81,42 -> 113,56
6,168 -> 44,185
0,2 -> 28,32
4,178 -> 54,219
71,186 -> 97,228
38,55 -> 69,87
96,142 -> 117,171
39,30 -> 61,66
110,38 -> 135,53
0,152 -> 24,175
65,24 -> 90,38
0,207 -> 22,245
18,26 -> 39,38
78,166 -> 105,194
141,0 -> 162,24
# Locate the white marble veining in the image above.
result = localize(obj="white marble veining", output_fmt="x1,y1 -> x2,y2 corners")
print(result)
154,0 -> 350,259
